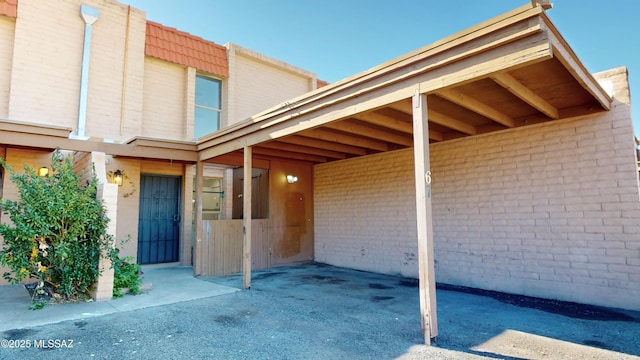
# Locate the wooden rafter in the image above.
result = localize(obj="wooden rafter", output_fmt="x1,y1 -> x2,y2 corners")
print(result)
354,111 -> 413,134
491,72 -> 559,119
429,110 -> 477,135
252,146 -> 328,163
546,32 -> 611,111
299,128 -> 389,152
437,88 -> 516,128
388,101 -> 476,137
323,119 -> 413,147
260,141 -> 347,160
279,135 -> 367,156
354,110 -> 444,141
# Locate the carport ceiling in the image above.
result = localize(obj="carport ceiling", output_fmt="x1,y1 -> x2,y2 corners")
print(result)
198,3 -> 610,166
257,58 -> 603,164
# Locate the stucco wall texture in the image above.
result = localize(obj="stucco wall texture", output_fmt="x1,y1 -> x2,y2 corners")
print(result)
314,68 -> 640,311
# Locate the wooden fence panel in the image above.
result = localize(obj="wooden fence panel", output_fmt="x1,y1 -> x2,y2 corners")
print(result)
251,220 -> 270,271
203,219 -> 269,276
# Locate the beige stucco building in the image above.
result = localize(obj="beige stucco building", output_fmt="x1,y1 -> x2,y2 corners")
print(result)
1,0 -> 639,342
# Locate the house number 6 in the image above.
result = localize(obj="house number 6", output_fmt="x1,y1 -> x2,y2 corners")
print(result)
425,171 -> 432,184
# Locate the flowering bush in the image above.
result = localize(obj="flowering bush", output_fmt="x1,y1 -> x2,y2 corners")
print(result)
0,150 -> 112,306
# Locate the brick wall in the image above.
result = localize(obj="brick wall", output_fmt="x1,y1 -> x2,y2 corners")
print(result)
314,149 -> 418,278
72,151 -> 93,185
0,16 -> 14,118
0,148 -> 53,285
226,44 -> 316,126
141,57 -> 187,140
315,69 -> 640,311
7,0 -> 146,141
109,158 -> 140,260
8,0 -> 82,127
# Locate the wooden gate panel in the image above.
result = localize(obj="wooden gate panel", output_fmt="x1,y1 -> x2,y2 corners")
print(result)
203,219 -> 269,276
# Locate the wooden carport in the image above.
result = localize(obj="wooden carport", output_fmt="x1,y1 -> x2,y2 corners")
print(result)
195,2 -> 612,344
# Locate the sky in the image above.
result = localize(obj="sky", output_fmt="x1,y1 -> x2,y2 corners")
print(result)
122,0 -> 640,137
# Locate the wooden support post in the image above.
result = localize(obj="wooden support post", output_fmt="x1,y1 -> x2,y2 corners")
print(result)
412,92 -> 438,344
243,146 -> 252,289
193,161 -> 204,276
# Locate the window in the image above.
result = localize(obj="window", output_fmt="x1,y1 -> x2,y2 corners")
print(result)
193,177 -> 223,220
194,75 -> 222,138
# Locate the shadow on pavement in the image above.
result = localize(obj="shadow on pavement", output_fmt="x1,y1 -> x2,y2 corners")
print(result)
206,262 -> 640,359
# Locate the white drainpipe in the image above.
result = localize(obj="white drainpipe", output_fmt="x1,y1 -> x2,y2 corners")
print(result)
75,4 -> 99,139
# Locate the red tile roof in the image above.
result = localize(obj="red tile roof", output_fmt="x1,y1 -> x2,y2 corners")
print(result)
145,21 -> 228,78
0,0 -> 17,18
317,79 -> 329,88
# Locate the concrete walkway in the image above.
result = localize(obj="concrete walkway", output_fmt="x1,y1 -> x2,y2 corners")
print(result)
0,266 -> 238,332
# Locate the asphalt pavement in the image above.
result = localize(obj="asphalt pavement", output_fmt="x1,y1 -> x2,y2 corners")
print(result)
1,263 -> 639,359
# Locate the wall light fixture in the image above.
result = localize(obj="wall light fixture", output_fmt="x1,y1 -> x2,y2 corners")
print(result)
113,170 -> 123,186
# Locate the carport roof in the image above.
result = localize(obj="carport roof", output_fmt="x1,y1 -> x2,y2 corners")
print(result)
197,2 -> 612,166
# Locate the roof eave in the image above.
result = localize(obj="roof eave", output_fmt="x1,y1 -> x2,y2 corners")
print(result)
539,13 -> 612,110
196,3 -> 555,159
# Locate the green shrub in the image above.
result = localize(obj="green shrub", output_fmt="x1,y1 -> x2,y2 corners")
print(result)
110,248 -> 142,298
0,150 -> 112,306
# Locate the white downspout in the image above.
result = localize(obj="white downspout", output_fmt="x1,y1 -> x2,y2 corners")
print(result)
75,4 -> 99,139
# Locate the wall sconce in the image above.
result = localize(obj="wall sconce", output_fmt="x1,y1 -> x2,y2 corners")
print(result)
38,167 -> 49,177
286,175 -> 298,184
113,170 -> 123,186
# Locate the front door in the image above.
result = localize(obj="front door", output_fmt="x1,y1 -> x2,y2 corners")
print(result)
138,175 -> 181,264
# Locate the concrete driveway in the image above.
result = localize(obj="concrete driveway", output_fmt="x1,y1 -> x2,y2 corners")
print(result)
1,263 -> 639,359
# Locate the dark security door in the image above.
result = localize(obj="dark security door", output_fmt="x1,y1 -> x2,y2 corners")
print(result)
138,175 -> 181,264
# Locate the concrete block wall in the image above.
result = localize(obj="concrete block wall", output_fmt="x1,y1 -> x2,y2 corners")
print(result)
314,149 -> 419,278
0,148 -> 53,285
315,70 -> 640,311
72,151 -> 94,185
430,98 -> 639,311
8,0 -> 83,127
225,44 -> 316,126
7,0 -> 146,141
83,2 -> 146,141
110,158 -> 141,260
141,57 -> 187,140
0,16 -> 14,118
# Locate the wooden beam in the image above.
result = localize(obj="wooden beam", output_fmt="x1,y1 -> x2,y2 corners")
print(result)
547,34 -> 611,111
299,128 -> 389,152
0,131 -> 197,162
0,119 -> 71,137
193,161 -> 205,276
125,136 -> 197,151
243,146 -> 252,289
387,101 -> 471,139
354,111 -> 413,134
531,0 -> 552,10
260,141 -> 347,160
280,135 -> 368,156
412,92 -> 438,345
429,109 -> 477,135
252,146 -> 328,163
437,88 -> 516,128
428,129 -> 444,142
354,108 -> 446,141
324,119 -> 414,147
491,72 -> 559,119
206,152 -> 271,169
